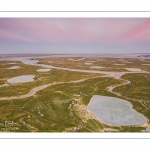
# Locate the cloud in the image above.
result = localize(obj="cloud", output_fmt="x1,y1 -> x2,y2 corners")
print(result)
123,19 -> 150,42
0,18 -> 150,53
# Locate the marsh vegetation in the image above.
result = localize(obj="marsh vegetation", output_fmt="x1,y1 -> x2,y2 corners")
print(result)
0,56 -> 150,132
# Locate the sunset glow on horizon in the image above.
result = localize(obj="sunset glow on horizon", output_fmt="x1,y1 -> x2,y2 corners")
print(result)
0,18 -> 150,54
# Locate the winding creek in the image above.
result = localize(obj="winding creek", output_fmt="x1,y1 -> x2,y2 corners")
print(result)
0,84 -> 50,100
0,78 -> 94,101
67,100 -> 83,132
19,117 -> 35,132
20,58 -> 148,79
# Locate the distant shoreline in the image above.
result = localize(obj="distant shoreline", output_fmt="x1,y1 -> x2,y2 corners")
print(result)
1,53 -> 150,59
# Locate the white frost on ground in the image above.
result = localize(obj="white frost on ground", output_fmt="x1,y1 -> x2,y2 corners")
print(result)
37,69 -> 51,72
85,62 -> 93,65
142,64 -> 150,66
8,66 -> 20,69
8,63 -> 17,64
113,64 -> 125,65
125,68 -> 142,72
78,58 -> 85,61
0,84 -> 9,88
120,60 -> 133,63
68,58 -> 85,61
123,62 -> 133,63
90,66 -> 104,69
48,61 -> 53,63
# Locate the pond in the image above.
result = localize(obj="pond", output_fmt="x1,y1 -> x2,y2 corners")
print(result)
7,75 -> 35,83
87,95 -> 147,126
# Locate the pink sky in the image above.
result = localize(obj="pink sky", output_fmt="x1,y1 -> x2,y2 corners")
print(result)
0,18 -> 150,54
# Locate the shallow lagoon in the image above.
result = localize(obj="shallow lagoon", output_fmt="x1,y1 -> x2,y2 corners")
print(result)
7,75 -> 35,83
88,95 -> 147,126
